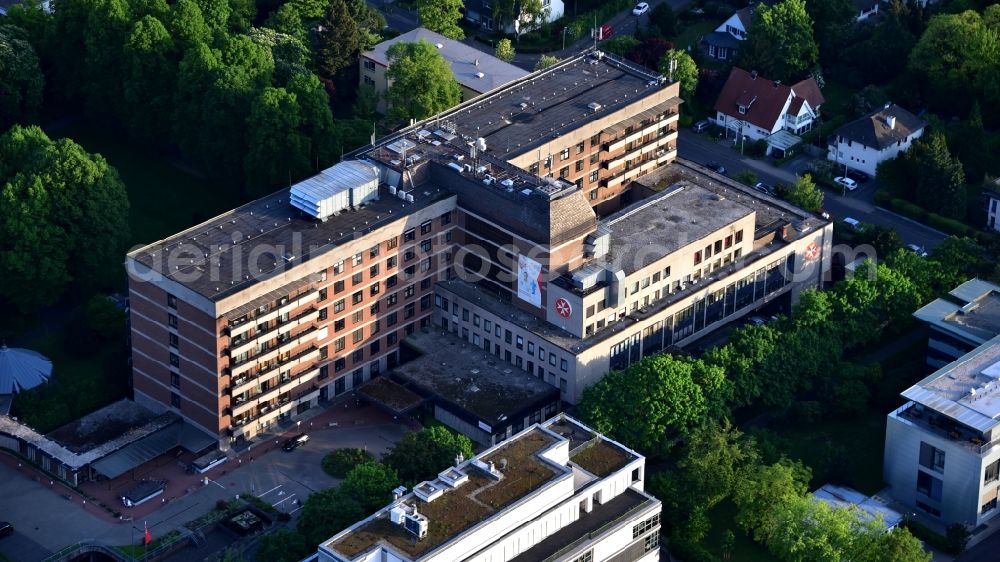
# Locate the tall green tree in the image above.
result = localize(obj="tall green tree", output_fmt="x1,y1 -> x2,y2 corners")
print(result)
244,87 -> 310,195
287,72 -> 337,169
646,3 -> 676,39
316,0 -> 359,81
0,126 -> 130,310
534,55 -> 559,70
123,16 -> 177,141
83,0 -> 132,117
578,354 -> 721,453
782,173 -> 823,210
659,49 -> 697,101
255,529 -> 309,562
168,0 -> 212,49
382,426 -> 475,486
738,0 -> 818,82
733,458 -> 812,543
417,0 -> 465,39
386,40 -> 461,122
296,487 -> 365,547
287,0 -> 327,20
804,0 -> 855,68
0,25 -> 44,130
909,131 -> 966,219
341,461 -> 401,512
195,0 -> 231,35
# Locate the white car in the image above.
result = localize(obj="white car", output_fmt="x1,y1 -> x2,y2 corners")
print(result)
632,2 -> 649,15
834,176 -> 858,191
906,243 -> 928,257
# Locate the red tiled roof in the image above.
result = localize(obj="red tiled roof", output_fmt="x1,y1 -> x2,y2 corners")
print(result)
714,67 -> 823,131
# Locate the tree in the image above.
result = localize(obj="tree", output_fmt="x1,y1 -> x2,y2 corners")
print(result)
626,37 -> 672,70
168,0 -> 212,49
194,0 -> 231,35
738,0 -> 818,82
265,4 -> 306,39
804,0 -> 855,69
782,173 -> 823,210
0,25 -> 44,131
122,16 -> 176,141
382,426 -> 474,485
851,85 -> 889,118
908,10 -> 1000,117
316,0 -> 359,81
659,49 -> 697,102
287,0 -> 326,20
855,224 -> 902,258
909,131 -> 966,219
296,487 -> 365,546
534,55 -> 559,70
386,40 -> 461,122
341,462 -> 401,512
703,324 -> 780,408
0,126 -> 130,310
347,0 -> 386,53
733,458 -> 811,543
951,101 -> 989,183
495,38 -> 515,62
83,0 -> 133,118
255,529 -> 310,562
417,0 -> 464,39
646,3 -> 676,39
244,87 -> 310,195
322,448 -> 375,478
577,354 -> 717,453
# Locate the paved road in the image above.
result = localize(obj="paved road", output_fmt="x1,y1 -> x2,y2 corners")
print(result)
0,422 -> 406,562
677,131 -> 948,251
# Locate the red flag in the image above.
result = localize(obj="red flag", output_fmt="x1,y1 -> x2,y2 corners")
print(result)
144,523 -> 152,545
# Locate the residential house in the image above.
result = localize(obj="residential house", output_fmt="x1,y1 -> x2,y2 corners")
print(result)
827,103 -> 925,177
986,179 -> 1000,232
884,335 -> 1000,527
703,6 -> 752,61
463,0 -> 564,34
360,28 -> 528,114
713,67 -> 825,156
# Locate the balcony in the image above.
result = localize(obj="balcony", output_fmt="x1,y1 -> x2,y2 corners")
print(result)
605,120 -> 678,153
231,368 -> 321,417
229,385 -> 321,438
230,325 -> 320,376
230,345 -> 319,395
604,133 -> 677,172
894,402 -> 999,455
601,148 -> 677,189
228,306 -> 319,357
227,288 -> 319,339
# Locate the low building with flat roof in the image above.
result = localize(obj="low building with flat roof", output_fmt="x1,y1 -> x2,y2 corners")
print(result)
811,484 -> 903,529
914,279 -> 1000,369
360,28 -> 529,114
885,335 -> 1000,526
309,415 -> 660,562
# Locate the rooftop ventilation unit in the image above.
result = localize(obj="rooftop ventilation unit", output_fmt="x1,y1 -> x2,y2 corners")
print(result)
389,504 -> 429,540
476,71 -> 485,79
587,102 -> 603,113
290,161 -> 379,221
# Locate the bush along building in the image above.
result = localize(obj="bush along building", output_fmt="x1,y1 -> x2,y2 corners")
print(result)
126,50 -> 832,449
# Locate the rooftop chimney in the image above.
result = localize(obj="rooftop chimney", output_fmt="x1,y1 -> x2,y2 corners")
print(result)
773,80 -> 781,88
886,115 -> 896,130
750,70 -> 758,80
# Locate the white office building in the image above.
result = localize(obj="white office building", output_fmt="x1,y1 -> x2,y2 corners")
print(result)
885,336 -> 1000,526
307,415 -> 661,562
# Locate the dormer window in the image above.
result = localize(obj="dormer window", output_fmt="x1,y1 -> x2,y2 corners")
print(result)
738,105 -> 747,115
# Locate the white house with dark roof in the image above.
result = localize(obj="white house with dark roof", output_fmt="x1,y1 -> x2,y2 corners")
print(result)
703,6 -> 753,61
360,28 -> 529,114
827,103 -> 926,177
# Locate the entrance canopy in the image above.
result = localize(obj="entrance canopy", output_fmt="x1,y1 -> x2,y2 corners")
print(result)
0,345 -> 52,394
91,421 -> 216,479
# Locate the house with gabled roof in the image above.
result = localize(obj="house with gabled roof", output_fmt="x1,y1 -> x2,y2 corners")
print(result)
827,103 -> 926,177
713,67 -> 825,156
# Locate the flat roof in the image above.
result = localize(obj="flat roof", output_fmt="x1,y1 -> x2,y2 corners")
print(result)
902,336 -> 1000,433
128,184 -> 452,302
392,329 -> 558,424
604,184 -> 754,275
812,484 -> 903,529
323,416 -> 644,562
364,28 -> 528,95
914,279 -> 1000,344
374,49 -> 671,161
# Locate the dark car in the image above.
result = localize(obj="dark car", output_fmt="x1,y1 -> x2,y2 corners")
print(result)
282,434 -> 309,451
706,161 -> 727,175
845,169 -> 870,183
0,522 -> 13,538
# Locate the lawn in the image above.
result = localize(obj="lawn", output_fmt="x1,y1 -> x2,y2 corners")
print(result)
49,120 -> 243,247
673,20 -> 715,51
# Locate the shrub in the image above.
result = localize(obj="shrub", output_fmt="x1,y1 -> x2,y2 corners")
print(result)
873,189 -> 891,206
906,520 -> 951,553
946,523 -> 971,554
668,533 -> 718,562
926,213 -> 973,236
889,198 -> 927,221
322,448 -> 375,478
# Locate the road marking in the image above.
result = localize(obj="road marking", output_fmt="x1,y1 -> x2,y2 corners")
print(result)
289,505 -> 303,514
207,479 -> 226,490
272,494 -> 297,507
259,484 -> 282,497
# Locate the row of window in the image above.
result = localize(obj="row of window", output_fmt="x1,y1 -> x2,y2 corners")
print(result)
693,230 -> 744,266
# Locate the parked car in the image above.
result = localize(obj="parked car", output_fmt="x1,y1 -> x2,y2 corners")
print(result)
632,2 -> 649,15
906,243 -> 928,257
845,169 -> 870,183
596,23 -> 614,40
692,120 -> 711,133
834,176 -> 859,191
816,208 -> 831,220
706,161 -> 727,174
282,433 -> 309,451
0,522 -> 12,538
753,182 -> 774,195
747,316 -> 767,326
842,217 -> 861,229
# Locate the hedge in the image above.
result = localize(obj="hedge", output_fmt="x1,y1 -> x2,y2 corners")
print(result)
889,198 -> 927,221
926,213 -> 973,236
873,189 -> 891,206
